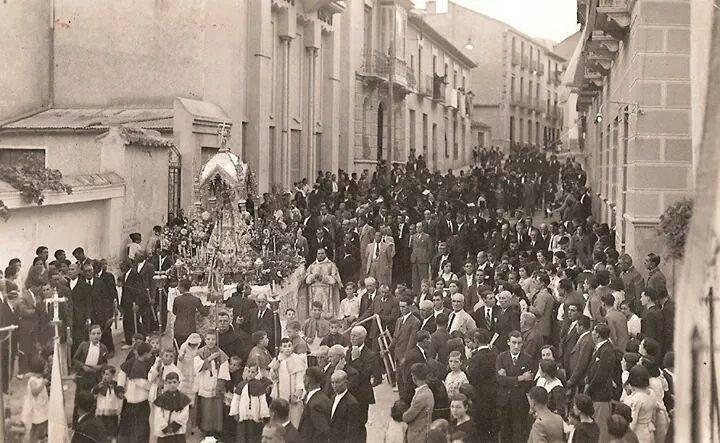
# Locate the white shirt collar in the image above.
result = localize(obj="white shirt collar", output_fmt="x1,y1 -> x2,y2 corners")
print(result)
402,312 -> 413,321
595,339 -> 609,351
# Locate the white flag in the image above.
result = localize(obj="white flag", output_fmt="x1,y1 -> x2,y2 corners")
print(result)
48,339 -> 68,442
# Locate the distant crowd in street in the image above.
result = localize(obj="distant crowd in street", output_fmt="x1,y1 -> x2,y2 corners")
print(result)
0,144 -> 674,442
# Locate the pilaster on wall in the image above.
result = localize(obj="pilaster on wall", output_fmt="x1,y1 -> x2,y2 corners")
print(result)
246,0 -> 274,194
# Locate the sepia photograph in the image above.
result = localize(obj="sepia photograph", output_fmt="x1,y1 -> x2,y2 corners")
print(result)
0,0 -> 715,441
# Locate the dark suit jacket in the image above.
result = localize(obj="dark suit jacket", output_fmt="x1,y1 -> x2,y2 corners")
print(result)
71,413 -> 107,443
495,305 -> 520,351
467,346 -> 498,403
419,315 -> 436,334
560,321 -> 581,370
298,390 -> 331,443
400,346 -> 429,403
471,306 -> 500,334
428,327 -> 450,365
390,314 -> 421,363
567,332 -> 594,389
335,246 -> 360,285
322,363 -> 359,398
641,305 -> 664,345
69,278 -> 93,326
661,299 -> 675,356
585,340 -> 619,402
496,351 -> 534,406
345,346 -> 381,406
248,307 -> 279,354
329,391 -> 364,443
72,341 -> 109,371
89,274 -> 116,325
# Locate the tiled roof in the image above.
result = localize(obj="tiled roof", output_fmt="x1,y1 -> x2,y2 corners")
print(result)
2,108 -> 173,131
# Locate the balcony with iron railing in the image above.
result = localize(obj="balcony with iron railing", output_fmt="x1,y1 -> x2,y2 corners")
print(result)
359,49 -> 417,92
432,75 -> 447,102
596,0 -> 634,38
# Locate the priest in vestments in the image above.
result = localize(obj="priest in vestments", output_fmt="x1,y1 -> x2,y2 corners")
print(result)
303,248 -> 342,318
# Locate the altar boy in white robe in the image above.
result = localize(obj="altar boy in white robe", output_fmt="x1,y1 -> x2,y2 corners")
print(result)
153,371 -> 191,442
269,338 -> 307,428
117,342 -> 154,443
193,331 -> 230,438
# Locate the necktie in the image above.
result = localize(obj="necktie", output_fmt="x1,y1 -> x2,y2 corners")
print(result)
258,310 -> 262,320
449,312 -> 455,329
374,243 -> 380,259
512,355 -> 517,365
486,309 -> 492,325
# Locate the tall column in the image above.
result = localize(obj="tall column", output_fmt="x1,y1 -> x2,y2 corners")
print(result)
306,46 -> 318,179
280,35 -> 292,187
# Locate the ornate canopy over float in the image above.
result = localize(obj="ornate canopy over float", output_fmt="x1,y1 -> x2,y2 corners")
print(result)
167,123 -> 304,336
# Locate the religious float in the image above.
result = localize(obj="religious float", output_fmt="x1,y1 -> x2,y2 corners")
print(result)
163,124 -> 305,338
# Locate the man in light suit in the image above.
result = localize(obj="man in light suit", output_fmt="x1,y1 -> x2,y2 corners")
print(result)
527,386 -> 564,443
402,363 -> 434,442
358,217 -> 376,275
329,370 -> 364,443
410,222 -> 433,295
390,296 -> 421,396
298,367 -> 331,443
365,231 -> 394,288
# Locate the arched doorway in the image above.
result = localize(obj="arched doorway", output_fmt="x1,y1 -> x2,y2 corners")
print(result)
377,102 -> 384,162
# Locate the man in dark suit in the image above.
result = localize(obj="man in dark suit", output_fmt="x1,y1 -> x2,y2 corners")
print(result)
346,326 -> 381,442
456,261 -> 478,310
88,260 -> 117,354
133,251 -> 157,333
466,328 -> 498,441
586,323 -> 620,440
428,312 -> 450,365
471,289 -> 499,335
392,214 -> 412,287
147,248 -> 173,332
525,228 -> 547,254
566,315 -> 594,394
399,330 -> 430,404
496,330 -> 534,442
248,293 -> 279,355
640,288 -> 665,349
438,213 -> 456,241
494,290 -> 520,352
310,227 -> 335,262
410,223 -> 434,295
335,234 -> 360,286
430,241 -> 452,281
491,223 -> 512,257
417,300 -> 436,334
389,296 -> 420,396
269,398 -> 301,443
68,262 -> 93,355
329,369 -> 364,443
298,367 -> 331,443
225,282 -> 256,334
361,284 -> 400,352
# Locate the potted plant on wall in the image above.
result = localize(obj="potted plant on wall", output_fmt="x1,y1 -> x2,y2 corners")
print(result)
658,197 -> 694,294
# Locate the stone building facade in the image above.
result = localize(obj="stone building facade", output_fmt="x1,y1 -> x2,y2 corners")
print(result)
423,0 -> 566,152
341,0 -> 475,173
571,0 -> 692,266
0,0 -> 475,266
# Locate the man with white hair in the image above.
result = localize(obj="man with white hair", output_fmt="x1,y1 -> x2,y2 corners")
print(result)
418,300 -> 436,333
322,344 -> 358,397
448,293 -> 476,336
345,326 -> 380,442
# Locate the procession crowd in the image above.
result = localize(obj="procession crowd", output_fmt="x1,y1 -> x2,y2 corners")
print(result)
0,145 -> 676,443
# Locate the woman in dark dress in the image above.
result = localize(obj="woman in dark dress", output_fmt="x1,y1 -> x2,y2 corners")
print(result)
570,393 -> 600,442
449,394 -> 478,443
